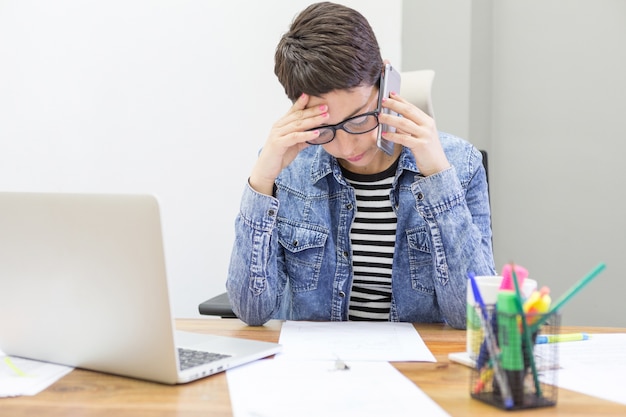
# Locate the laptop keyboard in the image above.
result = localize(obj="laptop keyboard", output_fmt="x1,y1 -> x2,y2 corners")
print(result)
177,347 -> 231,371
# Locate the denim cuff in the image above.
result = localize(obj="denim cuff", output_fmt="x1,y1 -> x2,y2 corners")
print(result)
239,181 -> 280,232
412,166 -> 465,215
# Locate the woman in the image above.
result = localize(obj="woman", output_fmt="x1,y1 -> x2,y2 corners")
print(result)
226,2 -> 494,329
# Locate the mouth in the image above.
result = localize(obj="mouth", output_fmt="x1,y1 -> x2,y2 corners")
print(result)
345,152 -> 366,163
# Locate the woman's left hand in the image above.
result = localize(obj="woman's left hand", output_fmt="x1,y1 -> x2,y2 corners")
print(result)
378,92 -> 450,177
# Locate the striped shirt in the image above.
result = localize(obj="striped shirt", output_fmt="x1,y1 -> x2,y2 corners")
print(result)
341,159 -> 399,321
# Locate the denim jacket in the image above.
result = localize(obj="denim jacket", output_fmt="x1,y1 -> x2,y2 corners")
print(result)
226,132 -> 495,329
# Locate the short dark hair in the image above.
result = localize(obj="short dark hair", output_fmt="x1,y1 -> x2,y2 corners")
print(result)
274,2 -> 383,101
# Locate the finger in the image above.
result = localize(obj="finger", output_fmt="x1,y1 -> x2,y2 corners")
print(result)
379,111 -> 435,138
382,92 -> 432,125
274,93 -> 310,127
291,92 -> 310,111
273,93 -> 311,128
264,131 -> 320,156
277,102 -> 330,133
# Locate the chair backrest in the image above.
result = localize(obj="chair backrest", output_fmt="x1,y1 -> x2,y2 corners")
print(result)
480,150 -> 489,187
401,69 -> 488,190
400,69 -> 435,118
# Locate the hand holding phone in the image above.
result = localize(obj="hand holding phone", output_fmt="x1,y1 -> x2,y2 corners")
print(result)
376,64 -> 402,155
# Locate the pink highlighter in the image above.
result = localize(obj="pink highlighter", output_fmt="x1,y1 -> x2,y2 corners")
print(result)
500,264 -> 528,291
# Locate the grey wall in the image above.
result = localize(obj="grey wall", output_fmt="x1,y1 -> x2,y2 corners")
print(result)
403,0 -> 626,327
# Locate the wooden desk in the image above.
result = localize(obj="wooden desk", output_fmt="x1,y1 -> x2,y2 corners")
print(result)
3,319 -> 625,416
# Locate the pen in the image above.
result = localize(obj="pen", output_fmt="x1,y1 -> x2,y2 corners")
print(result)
530,263 -> 606,333
536,333 -> 589,344
468,273 -> 514,409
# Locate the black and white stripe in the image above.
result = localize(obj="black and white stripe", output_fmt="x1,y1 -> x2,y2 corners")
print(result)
342,161 -> 398,321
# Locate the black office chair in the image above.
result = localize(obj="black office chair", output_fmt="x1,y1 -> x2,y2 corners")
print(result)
198,291 -> 237,318
198,71 -> 489,318
481,149 -> 489,199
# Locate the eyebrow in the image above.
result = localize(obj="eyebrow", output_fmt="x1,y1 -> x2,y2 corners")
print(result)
344,97 -> 372,120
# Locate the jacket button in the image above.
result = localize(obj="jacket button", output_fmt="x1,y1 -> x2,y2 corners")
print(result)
268,209 -> 276,216
346,203 -> 353,210
417,192 -> 424,200
342,251 -> 349,258
339,291 -> 346,298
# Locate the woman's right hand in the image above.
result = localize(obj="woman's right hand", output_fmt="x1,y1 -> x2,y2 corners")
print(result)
249,93 -> 329,196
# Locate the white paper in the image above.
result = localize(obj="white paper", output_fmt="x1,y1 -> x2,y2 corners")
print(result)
537,333 -> 626,405
276,321 -> 435,362
0,351 -> 73,397
227,359 -> 450,417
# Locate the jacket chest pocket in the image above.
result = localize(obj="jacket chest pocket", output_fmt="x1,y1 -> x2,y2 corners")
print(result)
278,221 -> 328,292
406,227 -> 435,295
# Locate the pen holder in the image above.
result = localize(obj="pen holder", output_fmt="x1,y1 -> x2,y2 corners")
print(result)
469,305 -> 560,411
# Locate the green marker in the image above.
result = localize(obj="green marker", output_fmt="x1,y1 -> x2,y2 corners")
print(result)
496,290 -> 524,406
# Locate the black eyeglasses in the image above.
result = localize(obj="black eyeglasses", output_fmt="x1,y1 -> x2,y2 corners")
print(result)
306,111 -> 380,145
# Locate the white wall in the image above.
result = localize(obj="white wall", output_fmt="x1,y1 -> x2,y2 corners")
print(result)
403,0 -> 626,327
0,0 -> 401,318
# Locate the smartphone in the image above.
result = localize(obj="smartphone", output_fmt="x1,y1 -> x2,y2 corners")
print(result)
376,64 -> 402,155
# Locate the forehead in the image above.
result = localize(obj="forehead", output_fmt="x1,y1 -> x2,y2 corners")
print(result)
308,85 -> 376,123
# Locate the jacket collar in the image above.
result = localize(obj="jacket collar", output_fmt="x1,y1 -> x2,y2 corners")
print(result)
308,146 -> 419,185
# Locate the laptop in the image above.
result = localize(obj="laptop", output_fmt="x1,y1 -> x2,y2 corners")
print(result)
0,191 -> 281,384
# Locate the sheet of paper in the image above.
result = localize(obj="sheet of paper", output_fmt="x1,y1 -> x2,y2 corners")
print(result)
227,359 -> 450,417
276,321 -> 435,362
537,333 -> 626,405
0,350 -> 73,397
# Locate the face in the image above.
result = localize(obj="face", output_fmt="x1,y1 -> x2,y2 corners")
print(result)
307,85 -> 397,175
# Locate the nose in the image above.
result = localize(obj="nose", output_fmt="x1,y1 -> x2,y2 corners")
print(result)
332,130 -> 357,155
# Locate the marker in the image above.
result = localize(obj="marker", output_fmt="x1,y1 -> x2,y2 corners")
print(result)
468,273 -> 514,409
473,367 -> 494,394
536,333 -> 589,344
500,264 -> 528,291
523,286 -> 551,314
3,357 -> 28,377
523,286 -> 551,327
511,266 -> 542,398
496,290 -> 525,405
